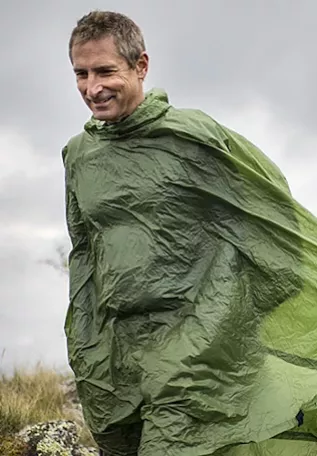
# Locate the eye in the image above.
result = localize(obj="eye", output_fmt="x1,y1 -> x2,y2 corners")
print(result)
75,72 -> 87,79
98,69 -> 115,76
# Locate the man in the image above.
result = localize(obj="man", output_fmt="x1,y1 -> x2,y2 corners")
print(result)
63,10 -> 317,456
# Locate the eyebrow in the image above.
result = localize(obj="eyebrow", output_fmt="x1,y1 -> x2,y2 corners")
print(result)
73,65 -> 116,73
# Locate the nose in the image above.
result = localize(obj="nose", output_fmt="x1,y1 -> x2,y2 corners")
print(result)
86,74 -> 103,99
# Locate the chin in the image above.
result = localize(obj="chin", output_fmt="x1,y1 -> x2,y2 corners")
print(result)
93,111 -> 119,122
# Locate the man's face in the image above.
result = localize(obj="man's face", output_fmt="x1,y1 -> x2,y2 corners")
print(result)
72,36 -> 148,122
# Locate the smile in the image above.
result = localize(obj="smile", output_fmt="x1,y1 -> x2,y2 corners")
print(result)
93,95 -> 114,106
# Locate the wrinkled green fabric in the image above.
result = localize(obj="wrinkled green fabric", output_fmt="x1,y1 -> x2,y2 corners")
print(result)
62,89 -> 317,455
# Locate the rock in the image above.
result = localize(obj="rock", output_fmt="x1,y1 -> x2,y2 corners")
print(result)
60,378 -> 85,425
60,378 -> 81,406
18,420 -> 98,456
59,377 -> 97,450
62,406 -> 85,428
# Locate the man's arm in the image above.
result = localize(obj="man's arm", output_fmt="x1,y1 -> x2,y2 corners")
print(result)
62,145 -> 94,349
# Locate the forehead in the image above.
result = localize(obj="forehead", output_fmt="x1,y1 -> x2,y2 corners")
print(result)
72,36 -> 125,68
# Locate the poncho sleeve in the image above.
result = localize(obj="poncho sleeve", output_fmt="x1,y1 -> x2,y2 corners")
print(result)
62,145 -> 95,367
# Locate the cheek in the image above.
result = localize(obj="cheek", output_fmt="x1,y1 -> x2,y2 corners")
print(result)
76,80 -> 87,96
107,76 -> 127,92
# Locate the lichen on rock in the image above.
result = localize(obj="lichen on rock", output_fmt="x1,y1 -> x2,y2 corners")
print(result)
37,437 -> 71,456
18,420 -> 98,456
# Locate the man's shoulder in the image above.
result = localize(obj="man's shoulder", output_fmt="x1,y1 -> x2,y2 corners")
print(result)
163,106 -> 290,192
166,105 -> 221,132
163,106 -> 229,151
62,131 -> 90,166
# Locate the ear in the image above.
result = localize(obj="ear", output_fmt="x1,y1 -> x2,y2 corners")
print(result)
136,52 -> 149,80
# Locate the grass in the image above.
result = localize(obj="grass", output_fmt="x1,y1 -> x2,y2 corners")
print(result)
0,364 -> 96,449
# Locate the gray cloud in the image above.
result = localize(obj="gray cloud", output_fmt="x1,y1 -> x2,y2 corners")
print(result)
1,0 -> 317,372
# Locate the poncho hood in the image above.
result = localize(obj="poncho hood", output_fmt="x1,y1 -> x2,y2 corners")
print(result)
83,88 -> 171,139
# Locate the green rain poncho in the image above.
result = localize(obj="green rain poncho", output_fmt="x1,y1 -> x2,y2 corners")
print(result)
63,89 -> 317,455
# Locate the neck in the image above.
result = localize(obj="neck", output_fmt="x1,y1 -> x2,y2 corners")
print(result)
105,90 -> 145,125
126,90 -> 146,118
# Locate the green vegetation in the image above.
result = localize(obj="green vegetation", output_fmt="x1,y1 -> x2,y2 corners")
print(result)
0,435 -> 29,456
0,364 -> 96,455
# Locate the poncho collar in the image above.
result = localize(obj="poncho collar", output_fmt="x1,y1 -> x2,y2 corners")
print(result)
84,88 -> 170,139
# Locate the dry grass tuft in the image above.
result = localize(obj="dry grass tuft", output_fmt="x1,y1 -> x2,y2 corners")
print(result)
0,364 -> 96,449
0,364 -> 66,436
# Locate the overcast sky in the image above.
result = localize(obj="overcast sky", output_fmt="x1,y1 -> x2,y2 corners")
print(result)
1,0 -> 316,373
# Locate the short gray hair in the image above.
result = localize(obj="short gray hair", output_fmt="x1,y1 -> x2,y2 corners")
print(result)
69,10 -> 146,68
